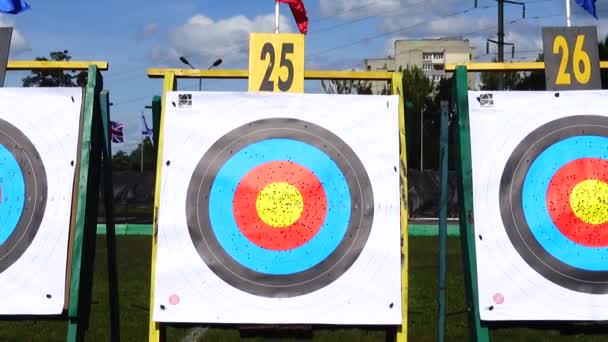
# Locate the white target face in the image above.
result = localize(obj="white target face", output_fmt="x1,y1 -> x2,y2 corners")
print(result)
153,92 -> 402,325
469,90 -> 608,321
0,88 -> 82,315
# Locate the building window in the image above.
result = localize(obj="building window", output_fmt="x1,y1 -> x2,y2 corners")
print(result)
423,53 -> 432,60
433,64 -> 445,71
433,52 -> 444,60
422,63 -> 432,71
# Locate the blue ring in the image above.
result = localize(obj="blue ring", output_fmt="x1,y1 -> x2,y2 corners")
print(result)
0,144 -> 25,246
208,139 -> 351,275
522,135 -> 608,271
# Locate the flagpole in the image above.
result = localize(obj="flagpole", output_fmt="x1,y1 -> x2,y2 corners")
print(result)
566,0 -> 571,26
275,0 -> 280,33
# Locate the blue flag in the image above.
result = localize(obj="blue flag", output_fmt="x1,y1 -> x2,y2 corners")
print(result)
575,0 -> 598,19
0,0 -> 29,14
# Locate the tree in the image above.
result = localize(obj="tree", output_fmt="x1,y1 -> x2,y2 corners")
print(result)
401,65 -> 434,171
128,139 -> 157,172
320,68 -> 393,95
598,36 -> 608,88
402,65 -> 433,104
321,78 -> 373,94
112,150 -> 131,171
479,58 -> 523,90
22,50 -> 87,87
516,53 -> 546,90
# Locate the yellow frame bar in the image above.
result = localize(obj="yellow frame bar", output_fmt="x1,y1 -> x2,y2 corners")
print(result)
147,69 -> 408,342
7,60 -> 108,71
147,68 -> 394,81
445,61 -> 608,72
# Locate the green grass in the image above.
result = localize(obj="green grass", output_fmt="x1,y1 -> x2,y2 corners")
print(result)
0,236 -> 606,341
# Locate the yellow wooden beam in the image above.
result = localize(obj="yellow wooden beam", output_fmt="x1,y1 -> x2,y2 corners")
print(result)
391,71 -> 409,342
445,62 -> 544,72
148,71 -> 176,342
7,60 -> 108,71
147,68 -> 394,81
147,68 -> 248,79
446,61 -> 608,72
304,70 -> 393,80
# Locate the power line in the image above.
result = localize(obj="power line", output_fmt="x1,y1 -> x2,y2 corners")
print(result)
103,1 -> 566,91
309,1 -> 558,58
310,0 -> 430,34
308,7 -> 478,58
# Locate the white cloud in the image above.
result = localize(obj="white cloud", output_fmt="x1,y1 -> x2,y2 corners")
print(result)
319,0 -> 401,18
135,23 -> 160,42
153,13 -> 293,67
0,15 -> 29,55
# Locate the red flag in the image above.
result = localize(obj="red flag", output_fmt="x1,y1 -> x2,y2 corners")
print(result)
277,0 -> 308,34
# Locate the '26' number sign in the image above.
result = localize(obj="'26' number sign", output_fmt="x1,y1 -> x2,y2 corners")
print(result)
542,26 -> 601,90
249,33 -> 305,93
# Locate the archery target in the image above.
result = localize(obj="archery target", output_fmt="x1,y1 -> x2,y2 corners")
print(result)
0,117 -> 47,274
154,91 -> 401,325
185,118 -> 374,298
469,90 -> 608,321
0,88 -> 82,315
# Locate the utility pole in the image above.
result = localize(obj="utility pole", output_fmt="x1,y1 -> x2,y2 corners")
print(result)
498,0 -> 505,89
140,110 -> 144,175
480,0 -> 525,90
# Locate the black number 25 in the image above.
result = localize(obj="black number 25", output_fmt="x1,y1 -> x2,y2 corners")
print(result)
259,42 -> 295,91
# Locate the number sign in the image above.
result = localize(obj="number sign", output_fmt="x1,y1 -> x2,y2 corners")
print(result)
248,33 -> 305,93
542,26 -> 601,91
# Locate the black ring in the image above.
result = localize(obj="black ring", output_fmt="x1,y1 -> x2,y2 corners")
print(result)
0,118 -> 47,273
500,115 -> 608,294
186,118 -> 374,297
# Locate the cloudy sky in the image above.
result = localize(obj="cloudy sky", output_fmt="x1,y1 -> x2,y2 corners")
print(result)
1,0 -> 606,152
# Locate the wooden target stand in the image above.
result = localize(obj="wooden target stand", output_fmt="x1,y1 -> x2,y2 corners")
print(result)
0,61 -> 120,342
445,55 -> 608,341
146,32 -> 409,342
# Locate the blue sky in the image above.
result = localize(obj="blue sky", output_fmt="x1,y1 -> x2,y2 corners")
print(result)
1,0 -> 606,153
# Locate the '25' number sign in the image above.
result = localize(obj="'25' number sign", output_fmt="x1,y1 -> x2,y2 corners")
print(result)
249,33 -> 305,93
542,26 -> 601,91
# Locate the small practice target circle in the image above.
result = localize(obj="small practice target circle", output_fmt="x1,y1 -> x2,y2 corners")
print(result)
168,294 -> 180,305
186,118 -> 374,297
500,115 -> 608,294
493,293 -> 504,305
0,117 -> 47,273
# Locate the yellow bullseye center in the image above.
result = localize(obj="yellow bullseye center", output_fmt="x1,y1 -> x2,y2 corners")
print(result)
570,179 -> 608,225
256,182 -> 304,228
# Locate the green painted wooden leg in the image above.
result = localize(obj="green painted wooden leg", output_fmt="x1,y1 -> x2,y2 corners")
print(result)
454,66 -> 491,342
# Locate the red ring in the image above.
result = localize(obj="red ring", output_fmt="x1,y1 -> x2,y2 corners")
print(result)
546,158 -> 608,247
233,161 -> 327,251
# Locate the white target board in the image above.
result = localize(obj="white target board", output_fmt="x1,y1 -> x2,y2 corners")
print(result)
0,88 -> 82,314
153,91 -> 402,325
469,90 -> 608,321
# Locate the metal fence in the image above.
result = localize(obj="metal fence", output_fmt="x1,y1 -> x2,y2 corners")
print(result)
98,169 -> 458,224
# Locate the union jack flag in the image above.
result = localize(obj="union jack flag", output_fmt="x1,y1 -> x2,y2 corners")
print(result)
111,120 -> 124,143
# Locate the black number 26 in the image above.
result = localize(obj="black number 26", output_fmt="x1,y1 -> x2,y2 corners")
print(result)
259,42 -> 295,92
